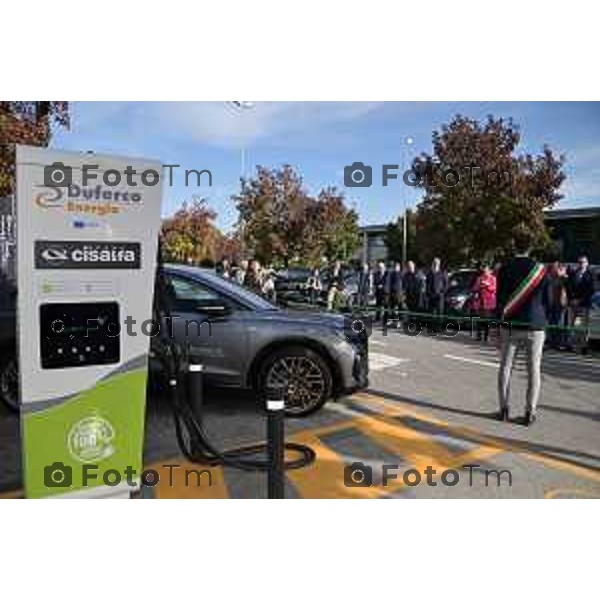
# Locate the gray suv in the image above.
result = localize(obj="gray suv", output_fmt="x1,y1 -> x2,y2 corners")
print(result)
0,265 -> 369,416
154,265 -> 369,416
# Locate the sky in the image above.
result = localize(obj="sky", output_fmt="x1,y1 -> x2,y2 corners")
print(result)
51,101 -> 600,231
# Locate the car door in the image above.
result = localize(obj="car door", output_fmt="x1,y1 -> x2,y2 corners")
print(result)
164,273 -> 249,386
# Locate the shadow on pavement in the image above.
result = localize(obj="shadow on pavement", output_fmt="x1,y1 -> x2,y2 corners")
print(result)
368,388 -> 600,473
383,326 -> 600,385
539,403 -> 600,422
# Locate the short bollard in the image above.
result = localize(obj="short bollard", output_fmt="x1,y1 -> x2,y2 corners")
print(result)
266,398 -> 285,499
188,362 -> 204,417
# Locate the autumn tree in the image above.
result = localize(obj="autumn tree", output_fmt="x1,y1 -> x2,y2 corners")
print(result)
233,165 -> 311,265
216,231 -> 246,264
384,209 -> 421,264
305,187 -> 360,263
412,115 -> 565,266
0,102 -> 70,196
160,198 -> 221,265
234,166 -> 360,266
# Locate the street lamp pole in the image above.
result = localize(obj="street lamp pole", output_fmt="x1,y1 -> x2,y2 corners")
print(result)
227,101 -> 254,180
402,137 -> 414,266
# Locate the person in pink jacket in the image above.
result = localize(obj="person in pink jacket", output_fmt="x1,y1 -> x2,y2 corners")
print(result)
470,264 -> 497,341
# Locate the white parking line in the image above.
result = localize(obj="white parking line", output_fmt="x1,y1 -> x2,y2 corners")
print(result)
444,354 -> 499,369
369,352 -> 409,372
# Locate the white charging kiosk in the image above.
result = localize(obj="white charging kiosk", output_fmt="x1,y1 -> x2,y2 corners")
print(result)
16,146 -> 162,498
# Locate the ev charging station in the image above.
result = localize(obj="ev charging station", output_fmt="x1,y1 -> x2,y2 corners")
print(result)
16,145 -> 162,499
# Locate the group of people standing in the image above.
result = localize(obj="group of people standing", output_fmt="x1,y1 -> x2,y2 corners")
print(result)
318,257 -> 451,321
218,255 -> 595,353
358,258 -> 450,322
545,255 -> 595,350
467,254 -> 595,349
344,254 -> 594,351
218,258 -> 277,302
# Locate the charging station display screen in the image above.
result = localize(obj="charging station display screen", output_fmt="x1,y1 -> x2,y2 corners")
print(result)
39,302 -> 120,369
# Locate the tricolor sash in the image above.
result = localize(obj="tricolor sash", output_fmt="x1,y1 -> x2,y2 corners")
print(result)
502,263 -> 546,320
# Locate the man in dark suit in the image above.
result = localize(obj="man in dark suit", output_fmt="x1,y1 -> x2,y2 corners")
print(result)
356,262 -> 372,310
426,257 -> 448,332
566,255 -> 594,351
496,232 -> 549,426
402,260 -> 422,315
386,262 -> 404,323
372,261 -> 388,322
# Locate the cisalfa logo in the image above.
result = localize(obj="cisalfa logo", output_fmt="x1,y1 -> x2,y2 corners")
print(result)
34,184 -> 143,216
40,247 -> 69,262
35,240 -> 142,269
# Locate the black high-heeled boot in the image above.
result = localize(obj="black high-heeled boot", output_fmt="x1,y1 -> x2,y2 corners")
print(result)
497,407 -> 509,422
524,410 -> 537,426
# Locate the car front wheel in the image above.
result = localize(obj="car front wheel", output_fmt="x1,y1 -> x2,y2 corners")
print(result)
259,346 -> 333,417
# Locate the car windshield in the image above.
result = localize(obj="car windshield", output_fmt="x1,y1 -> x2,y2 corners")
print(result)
168,266 -> 279,311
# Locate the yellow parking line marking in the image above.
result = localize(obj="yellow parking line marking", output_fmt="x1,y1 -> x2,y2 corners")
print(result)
358,411 -> 501,472
357,393 -> 600,485
329,401 -> 502,472
285,429 -> 383,499
145,460 -> 229,499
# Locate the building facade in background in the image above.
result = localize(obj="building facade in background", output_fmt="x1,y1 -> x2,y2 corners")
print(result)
358,207 -> 600,266
545,207 -> 600,265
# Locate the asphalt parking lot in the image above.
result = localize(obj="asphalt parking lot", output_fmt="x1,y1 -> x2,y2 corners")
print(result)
2,326 -> 599,498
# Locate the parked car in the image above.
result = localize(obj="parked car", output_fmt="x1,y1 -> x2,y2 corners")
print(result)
0,265 -> 369,417
444,268 -> 479,316
273,267 -> 313,306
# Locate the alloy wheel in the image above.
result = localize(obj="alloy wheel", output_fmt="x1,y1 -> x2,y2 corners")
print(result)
265,355 -> 326,415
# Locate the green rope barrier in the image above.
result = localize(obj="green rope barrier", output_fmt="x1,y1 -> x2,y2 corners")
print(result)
279,299 -> 598,335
